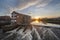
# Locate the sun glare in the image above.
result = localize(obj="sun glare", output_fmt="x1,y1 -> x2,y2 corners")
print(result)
32,16 -> 41,23
34,17 -> 40,19
34,20 -> 39,23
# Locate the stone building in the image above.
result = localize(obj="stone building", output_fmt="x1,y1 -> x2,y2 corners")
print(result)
0,16 -> 11,26
11,11 -> 31,25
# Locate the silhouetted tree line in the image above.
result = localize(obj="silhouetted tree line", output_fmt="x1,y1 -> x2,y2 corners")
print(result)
42,17 -> 60,24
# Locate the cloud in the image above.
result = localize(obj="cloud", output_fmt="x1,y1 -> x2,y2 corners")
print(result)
55,3 -> 60,8
0,0 -> 53,16
17,0 -> 38,10
0,0 -> 38,15
17,0 -> 52,10
36,0 -> 52,8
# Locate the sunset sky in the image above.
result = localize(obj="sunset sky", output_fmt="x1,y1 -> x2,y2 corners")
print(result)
0,0 -> 60,18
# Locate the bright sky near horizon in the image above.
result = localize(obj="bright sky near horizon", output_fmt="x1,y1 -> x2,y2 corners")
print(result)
0,0 -> 60,18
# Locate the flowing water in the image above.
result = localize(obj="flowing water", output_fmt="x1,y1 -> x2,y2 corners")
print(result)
0,23 -> 60,40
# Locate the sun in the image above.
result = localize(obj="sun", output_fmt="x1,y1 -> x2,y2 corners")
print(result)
34,17 -> 40,19
34,20 -> 39,23
31,16 -> 41,23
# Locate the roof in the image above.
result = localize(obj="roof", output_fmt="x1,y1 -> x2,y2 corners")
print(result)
12,11 -> 31,17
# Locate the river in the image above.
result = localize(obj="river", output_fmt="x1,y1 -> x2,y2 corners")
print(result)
0,22 -> 60,40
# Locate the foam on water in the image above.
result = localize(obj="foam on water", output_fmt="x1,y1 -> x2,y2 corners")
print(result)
1,25 -> 60,40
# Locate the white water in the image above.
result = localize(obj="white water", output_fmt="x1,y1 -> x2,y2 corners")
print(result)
1,23 -> 60,40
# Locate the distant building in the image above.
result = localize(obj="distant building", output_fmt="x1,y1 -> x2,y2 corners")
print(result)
11,11 -> 31,25
0,16 -> 11,26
